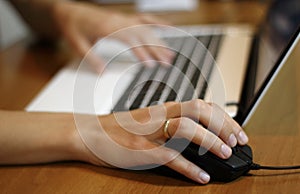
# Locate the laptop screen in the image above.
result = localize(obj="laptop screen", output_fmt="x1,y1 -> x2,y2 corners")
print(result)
239,0 -> 300,122
254,0 -> 300,94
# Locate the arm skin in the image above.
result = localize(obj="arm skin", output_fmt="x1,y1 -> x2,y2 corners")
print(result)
0,110 -> 90,165
0,100 -> 249,184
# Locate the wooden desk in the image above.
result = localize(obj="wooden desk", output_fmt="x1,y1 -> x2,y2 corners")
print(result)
1,1 -> 300,193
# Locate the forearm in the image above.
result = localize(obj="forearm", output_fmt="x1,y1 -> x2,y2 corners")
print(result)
0,110 -> 83,165
9,0 -> 62,39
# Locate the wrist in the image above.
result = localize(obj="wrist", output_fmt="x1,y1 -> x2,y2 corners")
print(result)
66,114 -> 112,167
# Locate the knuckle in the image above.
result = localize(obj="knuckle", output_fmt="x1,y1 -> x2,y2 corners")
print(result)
172,117 -> 191,131
177,117 -> 192,129
208,102 -> 217,107
203,131 -> 219,146
173,117 -> 196,138
184,162 -> 197,176
165,101 -> 179,109
190,99 -> 207,112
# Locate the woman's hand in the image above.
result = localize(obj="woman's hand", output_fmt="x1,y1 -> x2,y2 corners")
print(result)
0,99 -> 248,184
52,1 -> 174,73
74,99 -> 249,184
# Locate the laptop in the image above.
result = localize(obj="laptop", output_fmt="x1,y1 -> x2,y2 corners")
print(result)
26,0 -> 300,130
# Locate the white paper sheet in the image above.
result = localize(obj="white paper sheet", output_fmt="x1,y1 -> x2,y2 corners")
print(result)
136,0 -> 198,12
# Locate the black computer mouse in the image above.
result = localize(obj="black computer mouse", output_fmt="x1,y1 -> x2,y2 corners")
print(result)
152,139 -> 253,183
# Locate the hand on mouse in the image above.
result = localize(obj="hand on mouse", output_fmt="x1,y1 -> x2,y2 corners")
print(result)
0,100 -> 248,184
73,99 -> 249,184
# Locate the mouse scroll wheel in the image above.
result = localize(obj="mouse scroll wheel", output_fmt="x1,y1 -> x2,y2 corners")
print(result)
232,147 -> 239,153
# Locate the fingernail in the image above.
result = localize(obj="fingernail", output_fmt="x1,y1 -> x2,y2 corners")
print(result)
238,131 -> 249,144
221,144 -> 232,158
228,133 -> 237,147
199,171 -> 210,183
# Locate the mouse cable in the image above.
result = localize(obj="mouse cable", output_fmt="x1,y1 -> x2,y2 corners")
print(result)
251,163 -> 300,170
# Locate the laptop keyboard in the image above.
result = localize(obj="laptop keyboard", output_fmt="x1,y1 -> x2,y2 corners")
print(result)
113,35 -> 223,112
